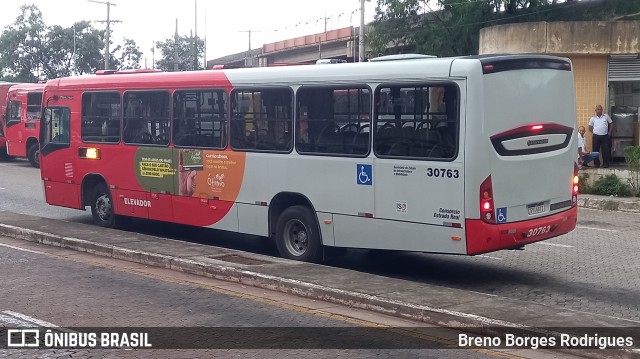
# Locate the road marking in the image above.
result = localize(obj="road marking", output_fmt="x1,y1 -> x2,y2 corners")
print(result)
538,242 -> 574,248
477,255 -> 503,260
576,225 -> 620,233
2,310 -> 60,328
0,187 -> 6,190
0,242 -> 46,254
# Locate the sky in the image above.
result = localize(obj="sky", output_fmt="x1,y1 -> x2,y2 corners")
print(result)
0,0 -> 377,68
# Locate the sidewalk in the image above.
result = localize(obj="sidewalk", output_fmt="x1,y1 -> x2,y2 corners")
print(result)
578,193 -> 640,213
0,210 -> 638,358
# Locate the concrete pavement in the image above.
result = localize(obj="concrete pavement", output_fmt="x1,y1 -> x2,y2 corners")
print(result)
578,194 -> 640,213
0,209 -> 638,358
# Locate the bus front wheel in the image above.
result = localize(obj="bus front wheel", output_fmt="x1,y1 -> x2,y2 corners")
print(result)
91,183 -> 115,228
275,205 -> 323,263
27,143 -> 40,168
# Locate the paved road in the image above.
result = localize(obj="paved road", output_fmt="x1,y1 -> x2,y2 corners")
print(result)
0,241 -> 577,359
1,159 -> 639,323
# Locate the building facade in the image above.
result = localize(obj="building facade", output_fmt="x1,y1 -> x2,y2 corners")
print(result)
207,27 -> 361,69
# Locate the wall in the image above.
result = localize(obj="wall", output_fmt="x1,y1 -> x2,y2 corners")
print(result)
571,55 -> 608,151
479,21 -> 640,55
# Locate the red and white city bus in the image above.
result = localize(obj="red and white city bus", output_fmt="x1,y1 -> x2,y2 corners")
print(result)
39,55 -> 579,263
5,82 -> 45,167
0,81 -> 17,159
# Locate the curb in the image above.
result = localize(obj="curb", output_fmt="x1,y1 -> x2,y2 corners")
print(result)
578,197 -> 640,213
0,223 -> 638,358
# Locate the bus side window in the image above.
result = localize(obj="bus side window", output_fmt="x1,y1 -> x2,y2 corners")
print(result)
374,84 -> 458,160
296,86 -> 370,156
81,92 -> 121,143
230,88 -> 292,152
124,91 -> 170,146
173,89 -> 228,149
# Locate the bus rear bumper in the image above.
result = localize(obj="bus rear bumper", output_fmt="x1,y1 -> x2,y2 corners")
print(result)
465,206 -> 577,255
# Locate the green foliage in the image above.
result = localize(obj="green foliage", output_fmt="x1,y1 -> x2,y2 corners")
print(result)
155,35 -> 205,72
113,38 -> 143,71
590,174 -> 630,197
623,146 -> 640,196
578,173 -> 590,194
0,6 -> 108,80
368,0 -> 640,58
0,5 -> 169,81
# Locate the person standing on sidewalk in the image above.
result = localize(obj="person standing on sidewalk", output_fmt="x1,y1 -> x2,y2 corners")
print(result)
577,126 -> 599,168
588,104 -> 613,168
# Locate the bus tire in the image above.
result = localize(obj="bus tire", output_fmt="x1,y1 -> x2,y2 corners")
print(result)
91,183 -> 115,228
27,142 -> 40,168
275,205 -> 322,263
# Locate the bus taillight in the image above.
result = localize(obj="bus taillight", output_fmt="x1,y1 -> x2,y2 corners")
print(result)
572,163 -> 579,206
480,175 -> 495,223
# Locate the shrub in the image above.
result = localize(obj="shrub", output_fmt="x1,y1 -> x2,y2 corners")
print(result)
578,173 -> 590,194
590,174 -> 630,197
624,146 -> 640,197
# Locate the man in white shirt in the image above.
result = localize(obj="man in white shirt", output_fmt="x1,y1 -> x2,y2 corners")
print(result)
577,126 -> 599,169
588,104 -> 613,168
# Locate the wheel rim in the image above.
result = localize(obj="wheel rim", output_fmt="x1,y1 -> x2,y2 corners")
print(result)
283,219 -> 309,256
95,193 -> 112,222
34,149 -> 40,166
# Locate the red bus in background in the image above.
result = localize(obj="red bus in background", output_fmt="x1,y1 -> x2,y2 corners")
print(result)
4,83 -> 45,167
0,82 -> 17,159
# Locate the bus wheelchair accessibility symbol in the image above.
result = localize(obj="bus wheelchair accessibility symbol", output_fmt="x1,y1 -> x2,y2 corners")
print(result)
357,164 -> 372,185
497,207 -> 507,223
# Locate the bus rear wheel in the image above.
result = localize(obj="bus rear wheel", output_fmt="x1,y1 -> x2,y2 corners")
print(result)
275,205 -> 322,263
27,142 -> 40,168
91,183 -> 115,228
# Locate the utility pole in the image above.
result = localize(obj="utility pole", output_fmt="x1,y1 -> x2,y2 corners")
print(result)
194,0 -> 198,70
151,41 -> 155,70
89,0 -> 121,70
174,19 -> 179,71
359,0 -> 365,62
203,9 -> 207,69
239,30 -> 260,66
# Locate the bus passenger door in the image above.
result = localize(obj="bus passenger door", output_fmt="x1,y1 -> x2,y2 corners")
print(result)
40,106 -> 83,209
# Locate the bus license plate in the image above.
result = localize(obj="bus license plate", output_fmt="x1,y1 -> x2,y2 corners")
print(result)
527,202 -> 545,216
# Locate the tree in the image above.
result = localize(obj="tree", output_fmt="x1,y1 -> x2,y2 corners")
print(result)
368,0 -> 640,58
112,38 -> 143,70
0,5 -> 106,81
41,21 -> 104,78
155,35 -> 205,72
71,22 -> 107,75
0,5 -> 47,82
